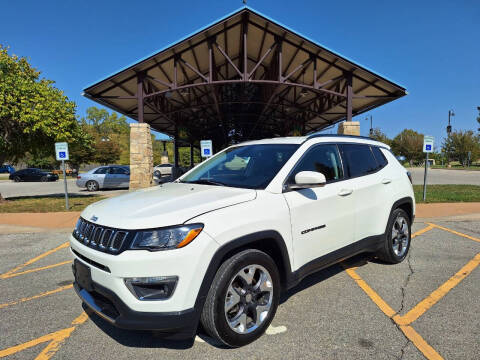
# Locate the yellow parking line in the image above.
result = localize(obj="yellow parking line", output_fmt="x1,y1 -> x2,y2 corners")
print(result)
0,242 -> 69,279
412,224 -> 434,238
0,312 -> 88,359
395,253 -> 480,326
1,261 -> 72,279
427,223 -> 480,243
343,266 -> 397,318
399,325 -> 443,360
0,284 -> 73,309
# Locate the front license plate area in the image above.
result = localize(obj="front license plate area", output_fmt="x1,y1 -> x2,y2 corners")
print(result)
73,259 -> 93,291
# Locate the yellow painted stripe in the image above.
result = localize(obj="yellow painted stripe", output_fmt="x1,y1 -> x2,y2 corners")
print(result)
0,284 -> 73,309
0,312 -> 88,359
396,253 -> 480,325
0,242 -> 69,279
399,325 -> 443,360
0,327 -> 74,358
412,224 -> 434,238
343,266 -> 397,318
0,261 -> 72,279
427,223 -> 480,243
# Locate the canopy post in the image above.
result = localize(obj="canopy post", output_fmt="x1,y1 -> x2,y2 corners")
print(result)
136,71 -> 145,123
190,143 -> 194,168
345,71 -> 353,122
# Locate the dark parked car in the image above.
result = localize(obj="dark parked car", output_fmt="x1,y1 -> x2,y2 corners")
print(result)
9,168 -> 59,182
0,165 -> 15,174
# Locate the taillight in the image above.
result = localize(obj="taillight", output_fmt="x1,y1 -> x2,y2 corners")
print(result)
406,171 -> 412,184
77,176 -> 81,179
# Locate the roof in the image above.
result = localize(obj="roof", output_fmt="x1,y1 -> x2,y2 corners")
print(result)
238,134 -> 389,148
83,6 -> 406,147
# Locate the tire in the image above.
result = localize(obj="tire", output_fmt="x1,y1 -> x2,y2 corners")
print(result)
86,180 -> 99,192
200,249 -> 280,347
153,170 -> 161,178
376,208 -> 411,264
40,176 -> 48,182
13,176 -> 21,182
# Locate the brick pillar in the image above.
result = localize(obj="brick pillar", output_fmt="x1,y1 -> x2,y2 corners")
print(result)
129,123 -> 153,190
337,121 -> 360,136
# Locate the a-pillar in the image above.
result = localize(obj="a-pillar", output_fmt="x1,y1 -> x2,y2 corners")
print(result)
129,123 -> 153,190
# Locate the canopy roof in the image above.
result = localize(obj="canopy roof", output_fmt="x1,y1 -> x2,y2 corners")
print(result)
83,6 -> 406,147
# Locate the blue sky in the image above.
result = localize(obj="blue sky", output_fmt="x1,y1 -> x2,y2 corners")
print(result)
2,0 -> 479,145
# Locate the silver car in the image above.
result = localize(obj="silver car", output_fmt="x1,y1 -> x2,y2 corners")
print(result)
76,166 -> 130,191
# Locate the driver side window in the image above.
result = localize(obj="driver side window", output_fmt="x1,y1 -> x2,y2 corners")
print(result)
288,144 -> 344,184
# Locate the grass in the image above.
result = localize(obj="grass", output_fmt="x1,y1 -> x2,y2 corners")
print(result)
413,185 -> 480,203
0,195 -> 104,213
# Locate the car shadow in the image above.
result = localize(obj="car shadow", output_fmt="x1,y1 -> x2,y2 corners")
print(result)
84,253 -> 377,350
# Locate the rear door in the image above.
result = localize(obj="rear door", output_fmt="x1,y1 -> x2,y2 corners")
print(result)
283,144 -> 356,268
338,143 -> 388,241
114,167 -> 130,187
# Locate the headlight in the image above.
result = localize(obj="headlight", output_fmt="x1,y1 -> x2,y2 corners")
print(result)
129,223 -> 203,251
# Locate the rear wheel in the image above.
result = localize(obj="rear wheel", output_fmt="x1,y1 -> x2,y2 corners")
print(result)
376,208 -> 411,263
40,176 -> 48,182
200,249 -> 280,347
86,180 -> 99,192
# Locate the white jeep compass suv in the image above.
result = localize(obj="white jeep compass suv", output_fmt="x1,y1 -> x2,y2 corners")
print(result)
71,134 -> 415,347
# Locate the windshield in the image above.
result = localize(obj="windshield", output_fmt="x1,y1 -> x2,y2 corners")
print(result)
180,144 -> 299,189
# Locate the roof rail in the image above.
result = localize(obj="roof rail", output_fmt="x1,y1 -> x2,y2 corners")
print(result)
305,133 -> 377,141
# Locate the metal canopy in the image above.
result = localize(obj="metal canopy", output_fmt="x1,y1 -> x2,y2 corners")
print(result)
83,6 -> 406,148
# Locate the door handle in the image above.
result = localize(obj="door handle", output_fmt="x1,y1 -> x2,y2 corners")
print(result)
381,178 -> 392,184
338,188 -> 353,196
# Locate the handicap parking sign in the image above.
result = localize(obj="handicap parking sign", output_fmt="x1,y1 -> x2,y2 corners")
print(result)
59,151 -> 66,158
55,142 -> 69,161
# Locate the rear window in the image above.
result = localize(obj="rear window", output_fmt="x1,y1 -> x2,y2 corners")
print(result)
339,144 -> 378,178
371,146 -> 388,169
94,167 -> 107,174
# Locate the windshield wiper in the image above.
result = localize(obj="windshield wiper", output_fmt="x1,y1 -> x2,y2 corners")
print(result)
185,179 -> 226,186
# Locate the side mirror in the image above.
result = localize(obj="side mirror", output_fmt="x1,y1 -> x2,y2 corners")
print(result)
288,171 -> 327,190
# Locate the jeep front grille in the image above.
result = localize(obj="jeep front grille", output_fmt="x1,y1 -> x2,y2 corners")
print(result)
73,218 -> 129,254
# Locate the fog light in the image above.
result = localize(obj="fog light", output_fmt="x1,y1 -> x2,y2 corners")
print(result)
124,276 -> 178,300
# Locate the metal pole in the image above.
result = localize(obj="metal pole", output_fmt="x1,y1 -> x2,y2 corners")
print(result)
62,160 -> 69,210
423,152 -> 428,202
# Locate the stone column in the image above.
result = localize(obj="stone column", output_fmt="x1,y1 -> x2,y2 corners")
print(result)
337,121 -> 360,136
129,123 -> 153,190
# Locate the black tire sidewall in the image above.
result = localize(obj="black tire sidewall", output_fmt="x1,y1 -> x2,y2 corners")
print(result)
213,251 -> 280,347
87,181 -> 98,191
14,176 -> 20,182
385,209 -> 411,263
41,176 -> 47,182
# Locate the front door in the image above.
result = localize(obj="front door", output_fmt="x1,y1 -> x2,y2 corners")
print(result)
283,144 -> 356,270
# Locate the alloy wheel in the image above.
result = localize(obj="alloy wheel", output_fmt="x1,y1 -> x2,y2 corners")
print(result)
391,215 -> 409,257
224,264 -> 273,334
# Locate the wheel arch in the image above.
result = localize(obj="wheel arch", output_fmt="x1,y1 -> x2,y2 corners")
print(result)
391,196 -> 414,223
194,231 -> 292,312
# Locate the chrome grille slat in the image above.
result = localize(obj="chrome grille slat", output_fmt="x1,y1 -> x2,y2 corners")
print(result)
72,218 -> 129,254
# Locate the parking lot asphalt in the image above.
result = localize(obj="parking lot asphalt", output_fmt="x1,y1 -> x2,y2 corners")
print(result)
408,168 -> 480,185
0,220 -> 479,359
0,179 -> 128,198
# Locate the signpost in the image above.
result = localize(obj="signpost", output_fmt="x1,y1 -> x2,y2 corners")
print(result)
422,135 -> 434,202
55,142 -> 69,210
200,140 -> 213,158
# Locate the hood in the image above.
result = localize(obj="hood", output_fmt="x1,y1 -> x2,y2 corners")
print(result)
81,182 -> 257,229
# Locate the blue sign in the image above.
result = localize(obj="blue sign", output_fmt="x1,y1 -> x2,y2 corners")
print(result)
425,145 -> 431,151
203,149 -> 210,155
59,151 -> 66,158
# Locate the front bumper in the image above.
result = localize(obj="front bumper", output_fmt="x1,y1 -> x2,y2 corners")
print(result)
69,230 -> 219,335
73,280 -> 199,337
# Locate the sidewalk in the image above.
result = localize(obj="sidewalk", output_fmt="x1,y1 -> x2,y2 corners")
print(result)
0,212 -> 80,233
0,203 -> 478,233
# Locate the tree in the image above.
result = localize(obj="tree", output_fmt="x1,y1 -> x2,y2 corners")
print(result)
391,129 -> 424,166
0,45 -> 82,165
442,130 -> 480,166
369,128 -> 391,145
81,107 -> 129,165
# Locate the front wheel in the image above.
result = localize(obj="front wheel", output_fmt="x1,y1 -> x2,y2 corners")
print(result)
200,249 -> 280,347
376,208 -> 411,263
40,176 -> 48,182
13,176 -> 21,182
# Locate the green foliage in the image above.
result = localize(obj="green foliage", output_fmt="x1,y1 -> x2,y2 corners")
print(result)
81,107 -> 129,165
442,130 -> 480,166
391,129 -> 424,165
369,128 -> 391,145
0,45 -> 82,165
